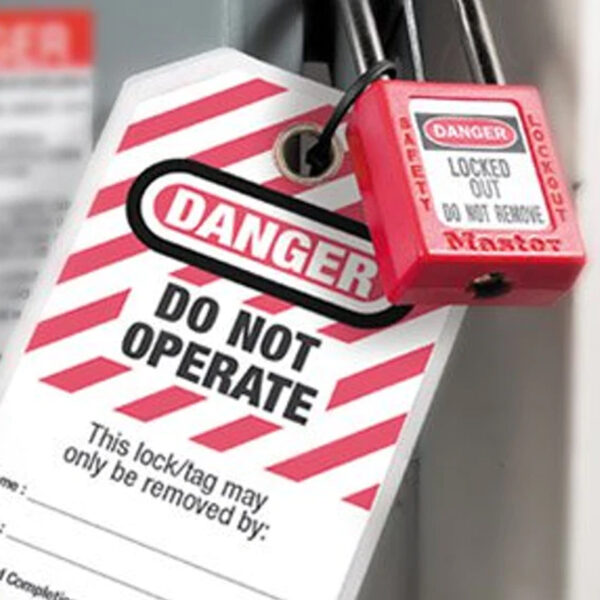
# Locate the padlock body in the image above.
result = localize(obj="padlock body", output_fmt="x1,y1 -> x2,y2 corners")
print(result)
347,80 -> 585,305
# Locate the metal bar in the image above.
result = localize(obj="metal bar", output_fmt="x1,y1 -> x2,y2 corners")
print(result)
403,0 -> 426,81
336,0 -> 386,74
453,0 -> 505,84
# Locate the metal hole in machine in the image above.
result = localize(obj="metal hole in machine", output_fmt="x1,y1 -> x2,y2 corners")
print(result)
274,123 -> 344,186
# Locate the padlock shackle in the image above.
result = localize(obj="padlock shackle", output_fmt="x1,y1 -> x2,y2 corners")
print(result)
403,0 -> 425,81
453,0 -> 506,85
336,0 -> 504,84
336,0 -> 386,74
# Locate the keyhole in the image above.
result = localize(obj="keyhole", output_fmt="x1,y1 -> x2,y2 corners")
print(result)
468,272 -> 512,299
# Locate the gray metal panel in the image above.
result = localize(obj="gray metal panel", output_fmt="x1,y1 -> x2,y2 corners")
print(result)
418,1 -> 574,599
5,0 -> 304,131
358,461 -> 420,600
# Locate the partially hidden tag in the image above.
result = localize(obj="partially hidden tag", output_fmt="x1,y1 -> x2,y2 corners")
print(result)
0,9 -> 93,357
0,49 -> 463,600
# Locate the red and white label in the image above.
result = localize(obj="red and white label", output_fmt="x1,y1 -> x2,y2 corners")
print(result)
423,116 -> 518,150
412,98 -> 551,231
0,10 -> 92,70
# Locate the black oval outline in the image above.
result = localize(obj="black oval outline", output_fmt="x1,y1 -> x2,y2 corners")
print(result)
127,159 -> 412,329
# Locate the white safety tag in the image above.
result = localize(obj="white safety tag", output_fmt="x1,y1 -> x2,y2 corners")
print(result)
0,49 -> 462,600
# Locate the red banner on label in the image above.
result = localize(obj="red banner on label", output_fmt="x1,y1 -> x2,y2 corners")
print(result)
0,9 -> 93,69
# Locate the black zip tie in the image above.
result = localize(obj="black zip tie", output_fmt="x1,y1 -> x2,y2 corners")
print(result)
307,59 -> 397,176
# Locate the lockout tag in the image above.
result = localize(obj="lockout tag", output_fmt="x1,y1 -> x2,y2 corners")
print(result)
0,49 -> 462,600
0,9 -> 93,357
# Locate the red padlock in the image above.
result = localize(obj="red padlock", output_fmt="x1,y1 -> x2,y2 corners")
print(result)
324,0 -> 586,305
347,80 -> 585,304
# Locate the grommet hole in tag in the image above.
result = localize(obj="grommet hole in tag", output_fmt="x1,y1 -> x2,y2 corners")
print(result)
468,272 -> 512,299
274,122 -> 343,185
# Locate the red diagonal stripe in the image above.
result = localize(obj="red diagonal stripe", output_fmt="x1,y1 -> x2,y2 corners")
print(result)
191,415 -> 281,452
27,290 -> 130,351
343,485 -> 380,511
41,357 -> 130,393
319,306 -> 443,344
59,234 -> 147,283
88,104 -> 334,218
191,104 -> 333,168
264,175 -> 317,197
328,344 -> 433,410
399,304 -> 445,324
88,178 -> 135,217
319,322 -> 385,344
170,266 -> 220,287
268,415 -> 406,482
244,294 -> 293,314
119,79 -> 286,152
263,154 -> 354,196
336,200 -> 364,222
117,386 -> 206,422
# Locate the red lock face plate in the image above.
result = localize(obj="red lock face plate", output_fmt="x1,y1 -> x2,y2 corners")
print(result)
347,80 -> 586,305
